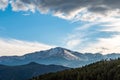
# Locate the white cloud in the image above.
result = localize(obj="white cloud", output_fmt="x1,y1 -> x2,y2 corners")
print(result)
0,0 -> 8,11
22,13 -> 30,16
75,22 -> 99,31
81,35 -> 120,54
101,18 -> 120,32
0,38 -> 54,56
64,21 -> 120,54
66,39 -> 81,49
10,0 -> 35,12
0,0 -> 120,21
64,22 -> 97,49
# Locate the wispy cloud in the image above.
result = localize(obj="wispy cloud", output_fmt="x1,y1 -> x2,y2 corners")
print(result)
64,21 -> 120,54
0,38 -> 54,56
66,39 -> 81,49
81,35 -> 120,54
22,13 -> 30,16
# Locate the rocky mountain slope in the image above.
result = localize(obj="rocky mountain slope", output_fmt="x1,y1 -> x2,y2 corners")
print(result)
0,47 -> 120,67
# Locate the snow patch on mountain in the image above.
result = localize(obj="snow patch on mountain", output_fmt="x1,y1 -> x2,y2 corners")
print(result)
63,50 -> 79,60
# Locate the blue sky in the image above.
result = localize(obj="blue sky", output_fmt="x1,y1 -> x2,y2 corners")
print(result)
0,0 -> 120,56
0,6 -> 74,44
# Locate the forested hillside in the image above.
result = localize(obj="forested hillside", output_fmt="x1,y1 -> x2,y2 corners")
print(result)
30,58 -> 120,80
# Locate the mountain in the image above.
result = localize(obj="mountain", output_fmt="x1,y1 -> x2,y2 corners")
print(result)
0,47 -> 120,67
0,62 -> 69,80
30,58 -> 120,80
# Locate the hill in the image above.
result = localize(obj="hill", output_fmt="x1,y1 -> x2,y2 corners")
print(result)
0,62 -> 69,80
30,58 -> 120,80
0,47 -> 120,67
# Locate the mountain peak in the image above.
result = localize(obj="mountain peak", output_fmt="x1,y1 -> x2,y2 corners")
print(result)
48,47 -> 79,60
47,47 -> 65,55
27,62 -> 39,65
51,47 -> 65,51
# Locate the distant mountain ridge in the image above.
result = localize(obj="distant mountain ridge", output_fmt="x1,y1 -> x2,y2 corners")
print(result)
0,62 -> 68,80
0,47 -> 120,67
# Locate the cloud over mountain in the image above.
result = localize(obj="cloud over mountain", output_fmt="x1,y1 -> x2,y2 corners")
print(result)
0,38 -> 54,56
